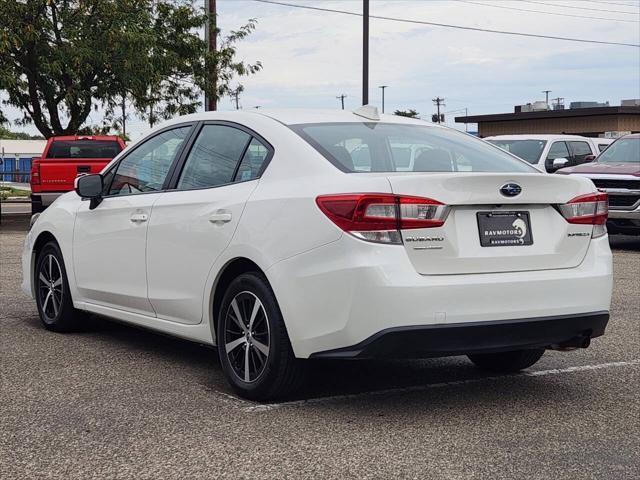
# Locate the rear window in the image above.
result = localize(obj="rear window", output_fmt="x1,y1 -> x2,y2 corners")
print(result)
291,123 -> 536,173
486,139 -> 546,164
47,140 -> 122,159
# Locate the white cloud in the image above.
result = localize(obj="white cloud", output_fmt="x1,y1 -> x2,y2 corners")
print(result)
3,0 -> 639,138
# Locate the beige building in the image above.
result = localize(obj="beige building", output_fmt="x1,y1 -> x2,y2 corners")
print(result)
455,106 -> 640,138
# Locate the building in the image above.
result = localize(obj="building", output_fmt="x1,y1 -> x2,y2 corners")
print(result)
0,139 -> 46,182
455,104 -> 640,138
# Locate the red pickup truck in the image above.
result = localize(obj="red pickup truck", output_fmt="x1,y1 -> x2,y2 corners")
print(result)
30,135 -> 125,213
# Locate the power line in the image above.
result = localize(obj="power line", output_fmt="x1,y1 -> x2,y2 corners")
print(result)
456,0 -> 639,22
253,0 -> 640,48
522,0 -> 639,14
583,0 -> 640,6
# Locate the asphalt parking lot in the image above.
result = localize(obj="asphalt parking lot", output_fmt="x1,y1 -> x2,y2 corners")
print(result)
1,214 -> 639,479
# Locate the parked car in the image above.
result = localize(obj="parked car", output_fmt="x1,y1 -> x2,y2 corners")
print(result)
485,135 -> 601,173
22,109 -> 612,400
30,135 -> 126,214
557,134 -> 640,235
593,138 -> 615,153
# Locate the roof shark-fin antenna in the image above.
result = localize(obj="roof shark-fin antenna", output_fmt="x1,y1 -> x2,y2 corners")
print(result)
352,105 -> 380,121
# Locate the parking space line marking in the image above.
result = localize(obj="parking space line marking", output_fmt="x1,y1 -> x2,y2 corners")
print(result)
243,359 -> 640,412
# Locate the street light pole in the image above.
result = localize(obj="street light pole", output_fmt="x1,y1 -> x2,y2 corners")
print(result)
362,0 -> 369,106
379,85 -> 387,113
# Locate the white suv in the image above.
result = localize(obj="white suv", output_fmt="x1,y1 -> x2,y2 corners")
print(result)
486,134 -> 603,173
22,108 -> 613,400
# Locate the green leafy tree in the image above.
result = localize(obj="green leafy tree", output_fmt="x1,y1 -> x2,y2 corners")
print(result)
0,0 -> 261,137
394,109 -> 420,118
0,125 -> 44,140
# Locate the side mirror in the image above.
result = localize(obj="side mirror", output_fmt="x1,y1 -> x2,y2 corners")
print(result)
552,157 -> 569,169
584,155 -> 596,162
75,174 -> 103,209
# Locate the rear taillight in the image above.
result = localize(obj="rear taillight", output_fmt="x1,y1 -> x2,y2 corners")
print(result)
558,192 -> 608,238
30,159 -> 41,186
316,193 -> 449,244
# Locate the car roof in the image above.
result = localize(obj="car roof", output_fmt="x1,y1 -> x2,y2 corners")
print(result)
256,109 -> 432,126
157,108 -> 437,128
485,134 -> 594,141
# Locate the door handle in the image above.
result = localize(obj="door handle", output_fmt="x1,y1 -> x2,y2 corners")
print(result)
209,212 -> 232,224
130,213 -> 148,223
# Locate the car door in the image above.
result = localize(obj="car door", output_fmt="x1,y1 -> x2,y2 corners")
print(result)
146,123 -> 273,324
544,141 -> 570,172
73,125 -> 193,315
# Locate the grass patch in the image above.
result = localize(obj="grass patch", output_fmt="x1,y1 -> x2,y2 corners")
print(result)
0,186 -> 30,200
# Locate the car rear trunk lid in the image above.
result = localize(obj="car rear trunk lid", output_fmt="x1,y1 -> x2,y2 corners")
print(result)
386,172 -> 596,275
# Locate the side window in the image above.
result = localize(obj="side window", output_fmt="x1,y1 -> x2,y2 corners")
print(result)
568,141 -> 593,164
545,141 -> 570,171
235,138 -> 270,182
177,125 -> 250,189
108,127 -> 190,196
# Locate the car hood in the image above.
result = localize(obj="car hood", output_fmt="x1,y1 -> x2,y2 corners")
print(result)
557,162 -> 640,175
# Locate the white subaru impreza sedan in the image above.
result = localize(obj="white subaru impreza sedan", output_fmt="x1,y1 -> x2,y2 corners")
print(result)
22,107 -> 612,400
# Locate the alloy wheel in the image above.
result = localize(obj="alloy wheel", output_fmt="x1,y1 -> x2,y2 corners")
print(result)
224,291 -> 270,383
38,254 -> 64,322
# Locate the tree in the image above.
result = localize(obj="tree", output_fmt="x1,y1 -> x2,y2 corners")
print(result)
0,0 -> 261,137
394,109 -> 420,118
0,125 -> 44,140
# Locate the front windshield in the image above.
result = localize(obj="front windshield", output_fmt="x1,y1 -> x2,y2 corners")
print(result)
486,139 -> 546,164
291,123 -> 536,173
597,137 -> 640,164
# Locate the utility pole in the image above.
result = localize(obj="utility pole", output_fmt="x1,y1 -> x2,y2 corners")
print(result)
362,0 -> 369,106
432,97 -> 445,124
205,0 -> 217,111
552,97 -> 564,110
379,85 -> 388,113
121,95 -> 126,139
336,94 -> 347,110
542,89 -> 552,105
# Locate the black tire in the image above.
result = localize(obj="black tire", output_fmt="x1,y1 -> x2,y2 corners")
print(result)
35,241 -> 84,332
217,272 -> 305,401
31,197 -> 44,215
468,349 -> 544,373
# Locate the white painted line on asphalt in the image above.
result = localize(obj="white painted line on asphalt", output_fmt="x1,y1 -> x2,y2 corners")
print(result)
243,359 -> 640,412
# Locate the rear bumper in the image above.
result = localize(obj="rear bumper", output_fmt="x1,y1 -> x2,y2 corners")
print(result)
310,312 -> 609,359
267,234 -> 613,359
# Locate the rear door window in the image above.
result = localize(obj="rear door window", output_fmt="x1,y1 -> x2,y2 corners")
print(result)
177,125 -> 251,190
568,141 -> 593,165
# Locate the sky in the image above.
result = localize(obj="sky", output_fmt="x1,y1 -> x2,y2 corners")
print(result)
3,0 -> 640,139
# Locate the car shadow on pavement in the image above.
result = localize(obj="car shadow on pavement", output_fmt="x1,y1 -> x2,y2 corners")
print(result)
608,234 -> 640,252
20,312 -> 538,404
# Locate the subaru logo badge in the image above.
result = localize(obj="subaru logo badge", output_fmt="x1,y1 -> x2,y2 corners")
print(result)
500,183 -> 522,197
